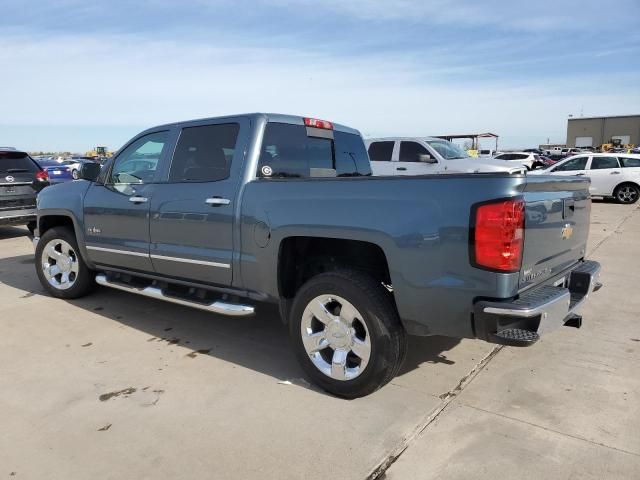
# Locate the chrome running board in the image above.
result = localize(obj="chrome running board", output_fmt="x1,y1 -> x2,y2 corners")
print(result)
95,273 -> 255,317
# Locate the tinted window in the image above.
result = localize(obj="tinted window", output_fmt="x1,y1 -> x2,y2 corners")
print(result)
110,131 -> 168,184
169,123 -> 239,182
554,156 -> 588,172
399,141 -> 430,162
495,153 -> 512,160
334,131 -> 372,176
620,157 -> 640,168
257,123 -> 371,178
0,151 -> 38,174
590,156 -> 620,170
368,141 -> 394,162
258,123 -> 318,178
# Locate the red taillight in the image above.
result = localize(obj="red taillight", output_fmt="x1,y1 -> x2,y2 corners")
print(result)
304,117 -> 334,130
473,199 -> 525,272
36,170 -> 49,181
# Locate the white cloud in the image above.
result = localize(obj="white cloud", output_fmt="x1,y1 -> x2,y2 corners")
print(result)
1,34 -> 638,150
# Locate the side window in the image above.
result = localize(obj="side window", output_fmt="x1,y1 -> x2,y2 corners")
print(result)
553,156 -> 588,172
257,123 -> 331,178
367,141 -> 394,162
169,123 -> 240,182
399,141 -> 430,162
589,157 -> 620,170
496,154 -> 512,160
334,131 -> 372,176
620,157 -> 640,168
110,131 -> 168,185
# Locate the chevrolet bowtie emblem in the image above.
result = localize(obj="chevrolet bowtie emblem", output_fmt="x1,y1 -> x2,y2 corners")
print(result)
561,223 -> 573,240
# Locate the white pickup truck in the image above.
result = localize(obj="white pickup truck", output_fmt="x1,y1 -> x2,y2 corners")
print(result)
365,137 -> 526,176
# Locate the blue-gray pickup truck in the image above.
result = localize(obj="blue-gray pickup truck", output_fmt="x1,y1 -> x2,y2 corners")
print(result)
33,113 -> 601,398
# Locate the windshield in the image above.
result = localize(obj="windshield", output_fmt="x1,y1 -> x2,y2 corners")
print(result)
425,140 -> 470,160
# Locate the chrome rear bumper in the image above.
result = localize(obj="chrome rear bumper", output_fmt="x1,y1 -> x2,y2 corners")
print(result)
474,260 -> 602,346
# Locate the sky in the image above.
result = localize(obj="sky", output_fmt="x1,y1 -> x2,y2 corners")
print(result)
1,0 -> 640,152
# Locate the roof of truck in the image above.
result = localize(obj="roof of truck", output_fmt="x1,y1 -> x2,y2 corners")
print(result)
149,113 -> 360,136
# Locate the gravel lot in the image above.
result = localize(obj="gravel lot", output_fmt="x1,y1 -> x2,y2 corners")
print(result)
1,200 -> 638,479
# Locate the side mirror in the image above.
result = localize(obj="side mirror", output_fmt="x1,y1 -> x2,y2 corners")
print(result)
418,154 -> 436,164
79,162 -> 101,182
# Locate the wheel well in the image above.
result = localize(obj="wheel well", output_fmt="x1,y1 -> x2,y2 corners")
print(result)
278,237 -> 391,300
39,215 -> 75,236
614,181 -> 640,191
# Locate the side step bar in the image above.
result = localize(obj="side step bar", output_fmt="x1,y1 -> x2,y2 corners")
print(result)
95,273 -> 255,317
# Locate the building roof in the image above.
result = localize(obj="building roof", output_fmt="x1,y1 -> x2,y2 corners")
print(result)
568,114 -> 640,121
435,133 -> 499,139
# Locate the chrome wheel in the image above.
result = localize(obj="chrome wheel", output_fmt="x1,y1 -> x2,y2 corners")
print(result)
616,185 -> 638,204
72,169 -> 79,180
41,239 -> 79,290
300,294 -> 371,381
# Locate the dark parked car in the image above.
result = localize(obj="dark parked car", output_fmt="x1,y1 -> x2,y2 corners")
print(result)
33,113 -> 601,398
1,148 -> 49,234
36,159 -> 74,183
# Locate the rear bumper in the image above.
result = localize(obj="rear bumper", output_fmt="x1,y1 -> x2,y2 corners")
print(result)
0,208 -> 37,226
473,260 -> 602,346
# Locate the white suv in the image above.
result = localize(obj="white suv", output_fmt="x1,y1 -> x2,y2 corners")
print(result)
530,153 -> 640,204
365,137 -> 526,175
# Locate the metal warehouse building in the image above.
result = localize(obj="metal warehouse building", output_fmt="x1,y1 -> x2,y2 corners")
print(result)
566,114 -> 640,147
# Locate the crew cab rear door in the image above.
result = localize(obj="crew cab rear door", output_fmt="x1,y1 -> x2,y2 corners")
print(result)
148,117 -> 250,286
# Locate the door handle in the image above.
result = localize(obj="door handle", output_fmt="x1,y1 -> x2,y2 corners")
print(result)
396,167 -> 407,171
206,197 -> 231,206
575,173 -> 585,176
610,171 -> 621,175
129,196 -> 148,203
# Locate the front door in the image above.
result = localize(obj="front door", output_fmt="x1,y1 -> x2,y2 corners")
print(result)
549,155 -> 589,178
396,141 -> 439,175
586,156 -> 621,196
149,119 -> 249,286
83,130 -> 170,272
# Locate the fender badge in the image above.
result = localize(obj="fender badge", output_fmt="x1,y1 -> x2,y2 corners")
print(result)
561,223 -> 573,240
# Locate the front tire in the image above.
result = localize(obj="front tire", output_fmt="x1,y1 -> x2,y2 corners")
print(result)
289,270 -> 407,398
35,226 -> 96,299
614,183 -> 640,204
72,169 -> 79,180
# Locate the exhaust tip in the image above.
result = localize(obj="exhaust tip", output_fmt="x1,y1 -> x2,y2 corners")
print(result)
564,314 -> 582,329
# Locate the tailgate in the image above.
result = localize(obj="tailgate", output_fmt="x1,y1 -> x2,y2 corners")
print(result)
519,175 -> 591,290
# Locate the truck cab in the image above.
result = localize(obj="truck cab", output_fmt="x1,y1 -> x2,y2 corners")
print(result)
365,137 -> 526,175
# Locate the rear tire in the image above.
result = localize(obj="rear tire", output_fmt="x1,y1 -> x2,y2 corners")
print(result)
614,183 -> 640,204
35,226 -> 96,299
289,269 -> 407,399
72,169 -> 79,180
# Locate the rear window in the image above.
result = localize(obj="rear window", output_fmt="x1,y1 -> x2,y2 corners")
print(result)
170,123 -> 240,182
368,141 -> 394,162
257,123 -> 371,178
0,152 -> 39,174
590,157 -> 620,170
619,157 -> 640,168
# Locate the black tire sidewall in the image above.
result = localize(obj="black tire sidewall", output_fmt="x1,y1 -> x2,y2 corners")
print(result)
289,271 -> 404,398
35,227 -> 95,299
615,184 -> 640,204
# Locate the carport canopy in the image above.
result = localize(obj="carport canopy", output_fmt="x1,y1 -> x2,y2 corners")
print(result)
434,133 -> 499,151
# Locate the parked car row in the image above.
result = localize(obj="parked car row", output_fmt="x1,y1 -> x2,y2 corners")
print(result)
530,153 -> 640,204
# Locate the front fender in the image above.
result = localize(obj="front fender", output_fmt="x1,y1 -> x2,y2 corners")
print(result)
37,181 -> 94,268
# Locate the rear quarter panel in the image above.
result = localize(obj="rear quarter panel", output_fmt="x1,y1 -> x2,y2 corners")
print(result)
239,174 -> 531,338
